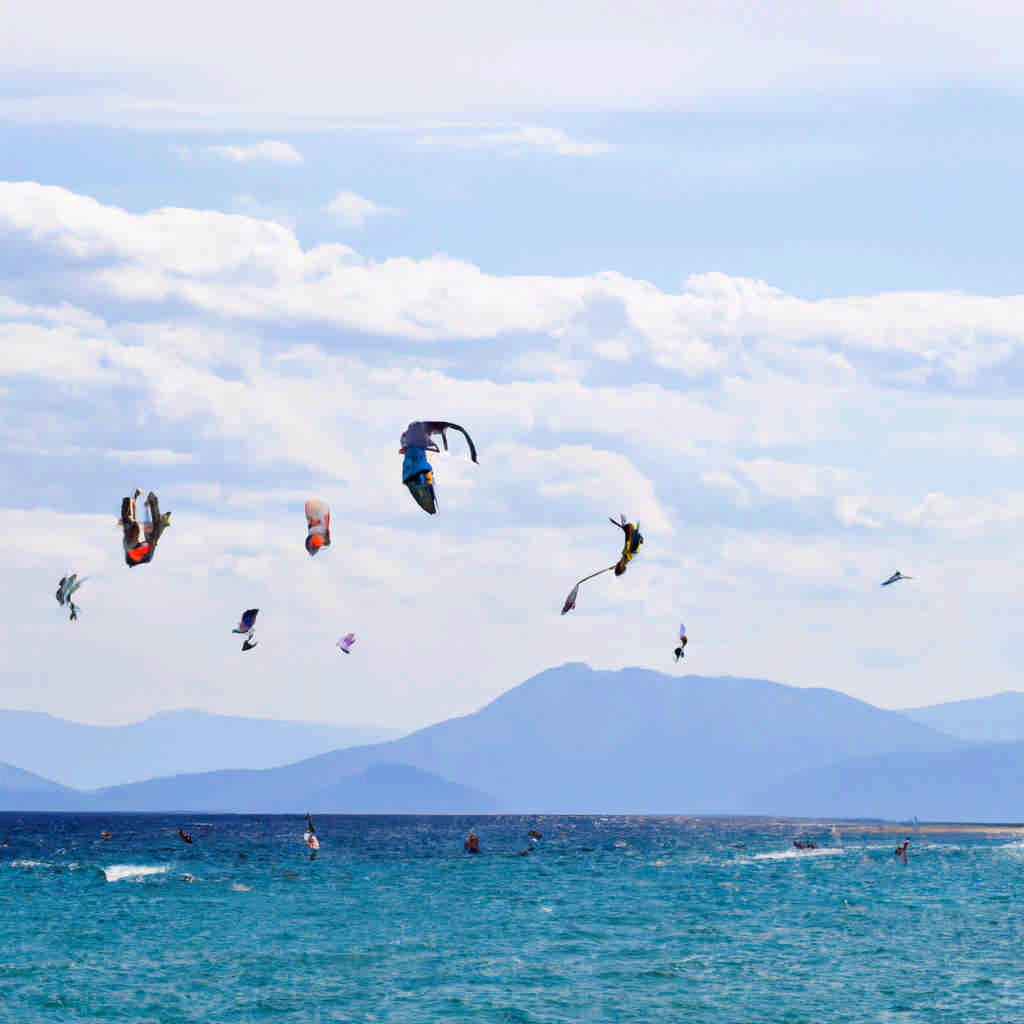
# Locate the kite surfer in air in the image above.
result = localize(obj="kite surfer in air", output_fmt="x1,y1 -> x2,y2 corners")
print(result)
881,572 -> 913,586
674,623 -> 688,662
611,515 -> 643,575
561,515 -> 644,614
120,488 -> 170,567
399,420 -> 479,515
304,499 -> 331,555
56,574 -> 87,621
232,609 -> 259,651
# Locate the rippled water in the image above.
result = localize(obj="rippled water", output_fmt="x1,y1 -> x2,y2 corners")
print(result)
1,814 -> 1022,1022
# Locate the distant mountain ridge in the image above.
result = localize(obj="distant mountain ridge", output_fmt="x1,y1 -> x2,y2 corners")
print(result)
900,691 -> 1024,743
0,708 -> 403,789
754,740 -> 1024,822
1,664 -> 960,814
0,763 -> 79,812
3,665 -> 1018,818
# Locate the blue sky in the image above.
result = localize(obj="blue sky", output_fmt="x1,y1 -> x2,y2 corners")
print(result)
2,2 -> 1024,730
5,85 -> 1024,298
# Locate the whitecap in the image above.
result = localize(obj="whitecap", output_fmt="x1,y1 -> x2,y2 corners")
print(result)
103,864 -> 170,883
751,848 -> 846,862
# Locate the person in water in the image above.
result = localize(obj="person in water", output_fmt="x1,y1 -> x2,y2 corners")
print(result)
610,517 -> 643,575
177,827 -> 193,844
464,829 -> 480,853
895,839 -> 910,863
305,813 -> 316,836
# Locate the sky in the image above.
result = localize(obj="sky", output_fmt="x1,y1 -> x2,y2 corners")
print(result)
2,1 -> 1024,730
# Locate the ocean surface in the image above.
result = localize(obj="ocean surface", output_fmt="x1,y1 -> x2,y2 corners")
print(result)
1,814 -> 1022,1023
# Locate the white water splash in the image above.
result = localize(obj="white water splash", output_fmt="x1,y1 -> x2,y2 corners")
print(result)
103,863 -> 171,882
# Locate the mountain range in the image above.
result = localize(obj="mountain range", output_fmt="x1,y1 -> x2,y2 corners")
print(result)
0,709 -> 402,789
2,664 -> 1022,820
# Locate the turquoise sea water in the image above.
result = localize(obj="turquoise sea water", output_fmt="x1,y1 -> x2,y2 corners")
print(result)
2,814 -> 1023,1023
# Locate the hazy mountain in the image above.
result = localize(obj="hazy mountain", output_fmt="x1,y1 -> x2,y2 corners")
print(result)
0,709 -> 403,789
89,761 -> 499,814
754,741 -> 1024,823
79,664 -> 962,814
305,763 -> 499,814
900,692 -> 1024,743
0,762 -> 83,812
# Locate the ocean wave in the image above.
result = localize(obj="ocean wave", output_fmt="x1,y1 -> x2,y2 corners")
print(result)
751,848 -> 846,862
103,864 -> 171,883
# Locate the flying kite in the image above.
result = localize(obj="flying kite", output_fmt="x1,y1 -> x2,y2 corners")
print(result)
561,516 -> 644,615
233,609 -> 259,633
881,572 -> 913,586
55,574 -> 87,621
305,499 -> 331,555
674,622 -> 688,662
119,488 -> 170,567
232,609 -> 259,651
337,633 -> 356,655
399,421 -> 479,514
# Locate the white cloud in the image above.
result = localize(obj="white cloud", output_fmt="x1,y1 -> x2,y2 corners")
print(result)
324,190 -> 396,230
701,470 -> 750,509
4,444 -> 193,466
5,181 -> 1024,723
417,122 -> 615,156
2,2 -> 1024,124
8,181 -> 1024,402
229,194 -> 300,230
907,426 -> 1019,458
205,140 -> 305,164
728,457 -> 856,503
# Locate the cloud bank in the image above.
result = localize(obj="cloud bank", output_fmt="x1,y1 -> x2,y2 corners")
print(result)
1,180 -> 1023,729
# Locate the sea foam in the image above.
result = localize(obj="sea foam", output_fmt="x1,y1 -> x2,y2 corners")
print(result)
103,864 -> 170,883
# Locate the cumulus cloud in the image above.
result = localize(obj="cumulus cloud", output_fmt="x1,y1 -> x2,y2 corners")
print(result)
3,180 -> 1024,722
7,181 -> 1024,401
228,194 -> 300,229
324,190 -> 396,230
205,140 -> 305,164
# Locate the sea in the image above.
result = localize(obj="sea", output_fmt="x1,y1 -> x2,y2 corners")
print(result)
1,813 -> 1022,1023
